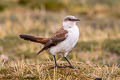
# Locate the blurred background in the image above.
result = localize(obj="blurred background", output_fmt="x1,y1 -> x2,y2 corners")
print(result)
0,0 -> 120,66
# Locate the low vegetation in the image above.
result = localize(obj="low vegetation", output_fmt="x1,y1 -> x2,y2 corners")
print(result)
0,61 -> 120,80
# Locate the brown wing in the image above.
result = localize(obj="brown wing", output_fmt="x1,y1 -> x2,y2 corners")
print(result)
37,28 -> 68,55
19,34 -> 49,44
51,28 -> 68,45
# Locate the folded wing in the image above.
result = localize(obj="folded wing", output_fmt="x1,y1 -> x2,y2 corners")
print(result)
37,28 -> 68,55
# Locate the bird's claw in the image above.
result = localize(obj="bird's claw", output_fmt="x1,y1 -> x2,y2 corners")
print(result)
68,65 -> 75,69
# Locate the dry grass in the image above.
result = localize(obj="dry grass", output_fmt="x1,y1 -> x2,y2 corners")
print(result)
0,60 -> 120,80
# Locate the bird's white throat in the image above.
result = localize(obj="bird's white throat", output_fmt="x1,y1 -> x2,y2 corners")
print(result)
63,21 -> 77,30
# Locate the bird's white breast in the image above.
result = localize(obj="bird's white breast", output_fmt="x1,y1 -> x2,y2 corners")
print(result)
49,25 -> 79,56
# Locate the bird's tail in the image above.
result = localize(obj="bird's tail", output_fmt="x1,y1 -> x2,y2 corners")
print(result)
19,34 -> 49,44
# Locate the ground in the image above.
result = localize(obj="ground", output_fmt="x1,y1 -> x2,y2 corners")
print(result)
0,61 -> 120,80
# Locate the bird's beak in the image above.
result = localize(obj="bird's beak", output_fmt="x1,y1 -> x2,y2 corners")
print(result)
74,18 -> 80,21
71,18 -> 80,22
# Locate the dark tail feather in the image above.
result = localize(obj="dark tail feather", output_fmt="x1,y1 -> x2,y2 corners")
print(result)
37,48 -> 45,55
19,34 -> 40,43
20,34 -> 49,55
19,34 -> 35,41
37,39 -> 52,55
19,34 -> 48,44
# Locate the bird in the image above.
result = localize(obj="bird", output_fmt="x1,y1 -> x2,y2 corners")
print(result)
19,16 -> 80,68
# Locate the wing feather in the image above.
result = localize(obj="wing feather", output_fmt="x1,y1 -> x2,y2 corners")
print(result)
37,28 -> 68,55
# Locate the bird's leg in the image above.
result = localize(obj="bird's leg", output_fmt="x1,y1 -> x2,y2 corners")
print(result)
64,57 -> 74,68
53,55 -> 63,68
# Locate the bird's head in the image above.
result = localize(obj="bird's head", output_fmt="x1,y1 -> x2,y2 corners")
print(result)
63,16 -> 80,29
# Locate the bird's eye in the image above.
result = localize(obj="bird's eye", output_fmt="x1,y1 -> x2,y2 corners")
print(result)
68,18 -> 71,21
64,18 -> 72,21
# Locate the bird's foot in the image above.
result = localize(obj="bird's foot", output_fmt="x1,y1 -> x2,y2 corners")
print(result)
65,65 -> 80,69
55,65 -> 65,68
69,66 -> 75,69
49,65 -> 65,69
67,65 -> 75,69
